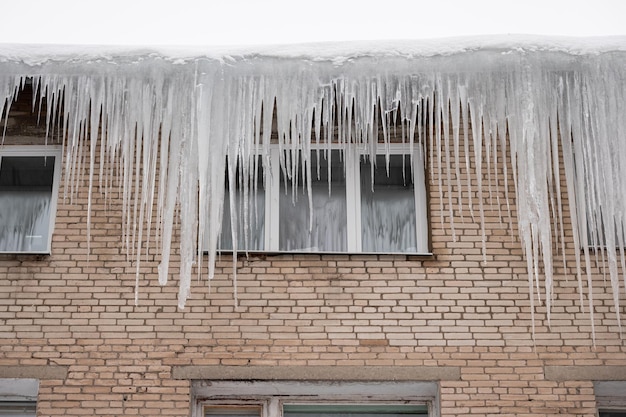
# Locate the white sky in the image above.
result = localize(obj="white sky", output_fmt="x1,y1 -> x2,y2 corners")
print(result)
1,0 -> 625,46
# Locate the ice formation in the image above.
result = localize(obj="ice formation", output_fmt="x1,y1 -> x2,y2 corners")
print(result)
0,35 -> 625,339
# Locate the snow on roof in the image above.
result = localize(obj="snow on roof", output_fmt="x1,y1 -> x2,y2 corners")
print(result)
0,35 -> 625,66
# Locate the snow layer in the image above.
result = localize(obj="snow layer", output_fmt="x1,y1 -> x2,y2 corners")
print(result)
1,35 -> 626,64
0,35 -> 625,340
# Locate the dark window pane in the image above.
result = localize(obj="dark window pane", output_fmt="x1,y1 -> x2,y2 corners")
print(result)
0,156 -> 55,190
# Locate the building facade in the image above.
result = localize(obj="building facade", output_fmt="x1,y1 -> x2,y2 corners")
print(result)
0,41 -> 625,417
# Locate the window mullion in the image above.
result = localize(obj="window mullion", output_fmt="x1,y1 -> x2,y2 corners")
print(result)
413,145 -> 429,253
267,398 -> 281,417
267,148 -> 280,250
48,151 -> 62,253
345,147 -> 361,252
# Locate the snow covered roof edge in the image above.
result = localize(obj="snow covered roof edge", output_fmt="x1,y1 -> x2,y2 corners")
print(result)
1,34 -> 625,66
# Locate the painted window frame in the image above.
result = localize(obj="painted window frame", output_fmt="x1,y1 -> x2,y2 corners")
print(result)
219,143 -> 429,255
0,146 -> 62,254
193,381 -> 437,417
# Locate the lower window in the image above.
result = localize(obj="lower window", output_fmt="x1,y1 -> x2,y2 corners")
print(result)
596,381 -> 626,417
204,404 -> 427,417
0,402 -> 36,417
193,381 -> 436,417
0,379 -> 38,417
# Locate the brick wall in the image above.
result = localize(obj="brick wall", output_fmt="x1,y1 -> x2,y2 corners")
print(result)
0,87 -> 624,417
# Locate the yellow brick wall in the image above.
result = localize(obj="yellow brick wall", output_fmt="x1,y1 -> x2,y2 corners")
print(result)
0,88 -> 624,417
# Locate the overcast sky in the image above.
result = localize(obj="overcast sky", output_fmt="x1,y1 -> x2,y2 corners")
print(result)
1,0 -> 625,46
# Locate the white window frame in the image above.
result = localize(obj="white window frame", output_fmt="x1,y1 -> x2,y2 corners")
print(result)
193,381 -> 437,417
0,146 -> 62,254
221,143 -> 429,255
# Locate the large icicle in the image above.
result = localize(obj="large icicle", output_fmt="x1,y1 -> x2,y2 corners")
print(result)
0,38 -> 625,340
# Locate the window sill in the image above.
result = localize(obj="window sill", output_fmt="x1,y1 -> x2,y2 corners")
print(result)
0,253 -> 50,261
213,250 -> 434,260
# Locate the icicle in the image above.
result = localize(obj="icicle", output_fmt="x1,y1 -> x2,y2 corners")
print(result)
0,42 -> 624,343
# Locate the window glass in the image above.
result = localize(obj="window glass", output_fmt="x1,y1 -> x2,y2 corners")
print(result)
599,412 -> 626,417
220,160 -> 265,251
194,381 -> 434,417
214,146 -> 428,255
205,406 -> 262,417
279,150 -> 347,252
0,155 -> 56,253
0,402 -> 37,416
283,404 -> 428,417
360,154 -> 417,253
585,210 -> 625,249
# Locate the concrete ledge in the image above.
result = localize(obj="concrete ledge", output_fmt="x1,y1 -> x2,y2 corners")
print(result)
173,365 -> 461,381
0,379 -> 38,401
0,366 -> 68,380
545,366 -> 626,382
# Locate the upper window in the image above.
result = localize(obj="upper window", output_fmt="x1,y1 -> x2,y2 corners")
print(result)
218,144 -> 429,255
573,150 -> 626,250
0,147 -> 61,254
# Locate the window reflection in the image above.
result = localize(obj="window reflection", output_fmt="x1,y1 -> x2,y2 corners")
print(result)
0,156 -> 55,253
219,159 -> 265,251
279,150 -> 347,252
360,154 -> 417,253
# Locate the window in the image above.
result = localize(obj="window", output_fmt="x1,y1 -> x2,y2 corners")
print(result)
0,379 -> 37,417
573,149 -> 626,250
220,157 -> 266,251
0,403 -> 36,417
218,144 -> 429,254
596,381 -> 626,417
193,381 -> 436,417
282,404 -> 428,417
0,147 -> 61,254
203,404 -> 427,417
